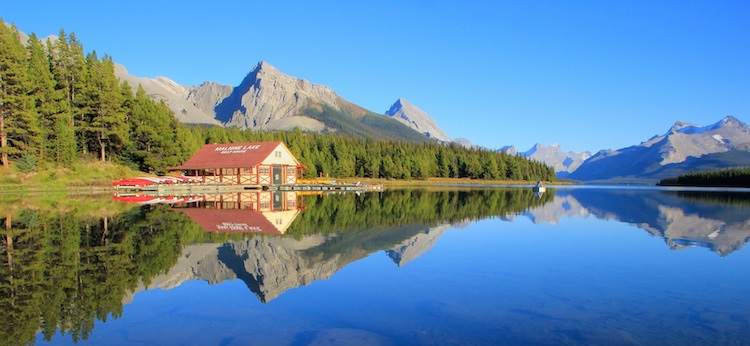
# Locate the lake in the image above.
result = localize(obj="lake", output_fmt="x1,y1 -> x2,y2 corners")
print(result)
2,186 -> 750,345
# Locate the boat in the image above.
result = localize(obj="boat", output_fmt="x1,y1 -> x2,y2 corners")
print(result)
532,181 -> 546,193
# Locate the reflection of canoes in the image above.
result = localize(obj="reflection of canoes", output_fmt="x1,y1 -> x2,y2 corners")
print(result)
532,181 -> 546,193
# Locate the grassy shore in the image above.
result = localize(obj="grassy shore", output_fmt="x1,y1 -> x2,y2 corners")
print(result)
0,161 -> 145,192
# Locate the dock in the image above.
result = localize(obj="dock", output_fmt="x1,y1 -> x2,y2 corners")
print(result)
114,182 -> 382,195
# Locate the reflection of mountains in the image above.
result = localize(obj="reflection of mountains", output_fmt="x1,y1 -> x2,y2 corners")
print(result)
138,223 -> 450,303
137,188 -> 551,303
524,188 -> 750,256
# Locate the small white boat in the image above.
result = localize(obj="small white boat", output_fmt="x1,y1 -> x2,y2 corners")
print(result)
532,181 -> 546,193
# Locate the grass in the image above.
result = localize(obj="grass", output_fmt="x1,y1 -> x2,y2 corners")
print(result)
0,161 -> 147,192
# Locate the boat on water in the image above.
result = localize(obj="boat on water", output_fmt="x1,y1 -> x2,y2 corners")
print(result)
532,181 -> 546,193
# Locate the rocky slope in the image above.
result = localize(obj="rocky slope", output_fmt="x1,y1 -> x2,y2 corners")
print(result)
115,61 -> 430,142
385,99 -> 452,142
569,116 -> 750,183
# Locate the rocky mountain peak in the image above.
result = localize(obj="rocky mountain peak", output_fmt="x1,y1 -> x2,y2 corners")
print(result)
668,120 -> 698,134
716,115 -> 749,132
385,98 -> 451,142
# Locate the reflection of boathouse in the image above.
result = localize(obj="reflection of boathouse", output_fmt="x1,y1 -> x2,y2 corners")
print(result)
174,191 -> 303,235
170,141 -> 305,186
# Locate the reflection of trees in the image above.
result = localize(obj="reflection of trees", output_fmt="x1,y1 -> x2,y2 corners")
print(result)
0,188 -> 553,345
0,200 -> 187,345
287,188 -> 554,237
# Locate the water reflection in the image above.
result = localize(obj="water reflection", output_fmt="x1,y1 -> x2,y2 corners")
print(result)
521,188 -> 750,256
2,187 -> 750,345
0,188 -> 550,345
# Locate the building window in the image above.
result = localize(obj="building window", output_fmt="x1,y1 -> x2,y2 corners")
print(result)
275,151 -> 282,158
259,167 -> 270,175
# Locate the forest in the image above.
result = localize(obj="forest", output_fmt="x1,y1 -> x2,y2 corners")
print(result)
0,21 -> 555,182
658,168 -> 750,187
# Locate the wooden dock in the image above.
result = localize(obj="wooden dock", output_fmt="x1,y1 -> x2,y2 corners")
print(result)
114,182 -> 382,195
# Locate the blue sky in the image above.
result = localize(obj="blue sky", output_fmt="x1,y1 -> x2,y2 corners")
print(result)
3,1 -> 749,153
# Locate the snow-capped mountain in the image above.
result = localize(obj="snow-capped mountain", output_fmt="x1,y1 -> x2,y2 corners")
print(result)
569,116 -> 750,183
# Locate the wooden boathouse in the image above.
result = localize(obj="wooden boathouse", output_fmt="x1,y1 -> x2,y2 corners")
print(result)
170,141 -> 305,187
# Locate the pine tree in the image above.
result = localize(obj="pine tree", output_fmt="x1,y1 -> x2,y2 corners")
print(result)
85,53 -> 128,162
0,22 -> 33,168
25,33 -> 58,163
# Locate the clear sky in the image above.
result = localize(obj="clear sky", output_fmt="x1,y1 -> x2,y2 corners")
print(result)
2,1 -> 749,153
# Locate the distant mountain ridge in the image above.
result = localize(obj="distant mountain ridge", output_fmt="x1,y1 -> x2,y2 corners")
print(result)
522,143 -> 592,174
115,61 -> 450,143
569,116 -> 750,183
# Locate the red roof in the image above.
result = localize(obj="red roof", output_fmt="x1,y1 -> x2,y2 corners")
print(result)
171,141 -> 301,170
176,208 -> 282,234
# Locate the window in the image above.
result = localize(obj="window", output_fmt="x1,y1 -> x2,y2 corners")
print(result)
275,151 -> 282,158
259,167 -> 270,175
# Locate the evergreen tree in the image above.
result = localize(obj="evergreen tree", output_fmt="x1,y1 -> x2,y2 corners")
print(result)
0,22 -> 32,168
85,52 -> 128,162
26,33 -> 62,164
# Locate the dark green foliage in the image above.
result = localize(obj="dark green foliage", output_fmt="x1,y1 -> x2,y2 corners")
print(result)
286,188 -> 554,238
659,167 -> 750,187
0,22 -> 32,168
0,201 -> 186,345
0,19 -> 555,181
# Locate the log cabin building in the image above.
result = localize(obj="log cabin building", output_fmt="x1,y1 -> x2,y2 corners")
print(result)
170,141 -> 305,186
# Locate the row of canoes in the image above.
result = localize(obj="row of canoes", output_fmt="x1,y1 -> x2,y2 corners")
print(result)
112,176 -> 202,188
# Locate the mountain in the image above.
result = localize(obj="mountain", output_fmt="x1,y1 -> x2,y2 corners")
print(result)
114,63 -> 225,125
499,145 -> 518,155
115,61 -> 429,142
569,116 -> 750,184
521,143 -> 592,174
384,99 -> 451,142
454,138 -> 475,148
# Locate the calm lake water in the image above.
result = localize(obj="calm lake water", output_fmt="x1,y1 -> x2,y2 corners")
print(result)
2,186 -> 750,345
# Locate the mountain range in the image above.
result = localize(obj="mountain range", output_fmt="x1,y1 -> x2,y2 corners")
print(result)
114,61 -> 451,143
569,116 -> 750,183
502,116 -> 750,183
115,57 -> 748,183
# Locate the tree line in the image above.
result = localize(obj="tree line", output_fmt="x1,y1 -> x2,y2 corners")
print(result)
659,167 -> 750,187
0,21 -> 555,182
